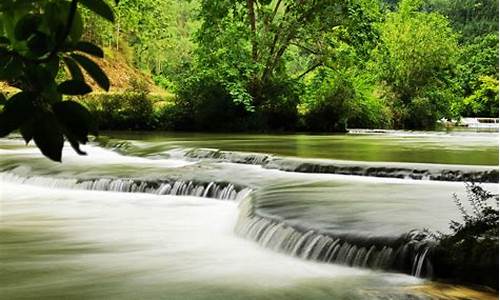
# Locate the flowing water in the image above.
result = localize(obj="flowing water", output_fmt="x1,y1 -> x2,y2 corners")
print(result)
0,131 -> 498,299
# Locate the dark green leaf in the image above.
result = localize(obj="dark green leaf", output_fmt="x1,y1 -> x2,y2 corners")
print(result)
53,100 -> 96,143
26,32 -> 50,57
0,92 -> 35,137
0,56 -> 23,80
67,136 -> 87,155
20,120 -> 34,144
0,93 -> 6,105
74,41 -> 104,58
63,56 -> 84,81
14,14 -> 41,41
69,10 -> 83,42
0,36 -> 10,45
80,0 -> 115,22
45,57 -> 61,80
33,113 -> 64,162
72,54 -> 110,91
58,80 -> 92,95
45,2 -> 63,32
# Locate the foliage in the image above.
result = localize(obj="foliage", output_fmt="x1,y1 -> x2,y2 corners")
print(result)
82,0 -> 199,81
433,183 -> 499,289
173,71 -> 252,131
79,77 -> 158,130
302,68 -> 390,131
372,0 -> 460,129
425,0 -> 499,43
173,0 -> 388,131
454,34 -> 499,116
0,0 -> 116,161
460,75 -> 499,117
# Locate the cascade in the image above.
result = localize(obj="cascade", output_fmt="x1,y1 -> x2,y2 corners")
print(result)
183,149 -> 498,183
235,194 -> 435,278
0,172 -> 251,201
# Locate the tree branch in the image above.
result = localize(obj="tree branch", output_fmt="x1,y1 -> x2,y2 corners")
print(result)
294,62 -> 322,80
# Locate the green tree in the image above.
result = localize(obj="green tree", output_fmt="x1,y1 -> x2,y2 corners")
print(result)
425,0 -> 498,43
373,0 -> 460,129
82,0 -> 199,89
175,0 -> 384,131
0,0 -> 116,161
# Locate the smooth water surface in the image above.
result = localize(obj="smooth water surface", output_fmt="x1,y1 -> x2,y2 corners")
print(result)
104,131 -> 499,165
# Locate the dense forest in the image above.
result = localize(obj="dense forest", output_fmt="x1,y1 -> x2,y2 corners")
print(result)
2,0 -> 500,132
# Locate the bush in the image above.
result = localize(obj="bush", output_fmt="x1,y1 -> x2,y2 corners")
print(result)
460,75 -> 499,117
256,78 -> 302,131
173,72 -> 252,131
79,92 -> 155,130
432,183 -> 499,289
173,71 -> 302,132
302,68 -> 390,131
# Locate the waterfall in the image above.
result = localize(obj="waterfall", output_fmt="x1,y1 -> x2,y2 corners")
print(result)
0,172 -> 251,201
235,194 -> 435,278
184,149 -> 498,183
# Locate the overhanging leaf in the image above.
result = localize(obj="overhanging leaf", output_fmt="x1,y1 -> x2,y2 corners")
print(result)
33,113 -> 64,162
80,0 -> 115,22
71,54 -> 110,91
0,92 -> 35,137
14,14 -> 41,41
0,55 -> 23,80
0,92 -> 6,105
74,41 -> 104,58
58,80 -> 92,95
63,56 -> 84,81
69,10 -> 83,42
20,120 -> 34,144
53,100 -> 96,143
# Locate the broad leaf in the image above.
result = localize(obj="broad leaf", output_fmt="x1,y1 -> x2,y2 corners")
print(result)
20,120 -> 34,144
74,41 -> 104,58
14,14 -> 41,41
53,100 -> 96,143
58,80 -> 92,95
0,92 -> 35,137
80,0 -> 115,22
72,54 -> 110,91
0,92 -> 6,105
0,56 -> 22,80
33,113 -> 64,162
63,56 -> 84,81
69,10 -> 83,42
0,36 -> 10,45
26,32 -> 50,57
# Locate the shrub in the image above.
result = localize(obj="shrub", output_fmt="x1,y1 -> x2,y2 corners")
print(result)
432,183 -> 499,289
79,92 -> 155,130
460,75 -> 499,117
302,68 -> 390,131
174,72 -> 251,131
256,78 -> 302,131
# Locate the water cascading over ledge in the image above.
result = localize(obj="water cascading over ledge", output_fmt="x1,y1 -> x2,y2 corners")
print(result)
95,139 -> 498,183
0,172 -> 251,201
183,148 -> 499,183
0,169 -> 443,279
234,193 -> 436,278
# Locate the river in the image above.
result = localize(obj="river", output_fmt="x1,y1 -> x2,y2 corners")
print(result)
0,131 -> 498,299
